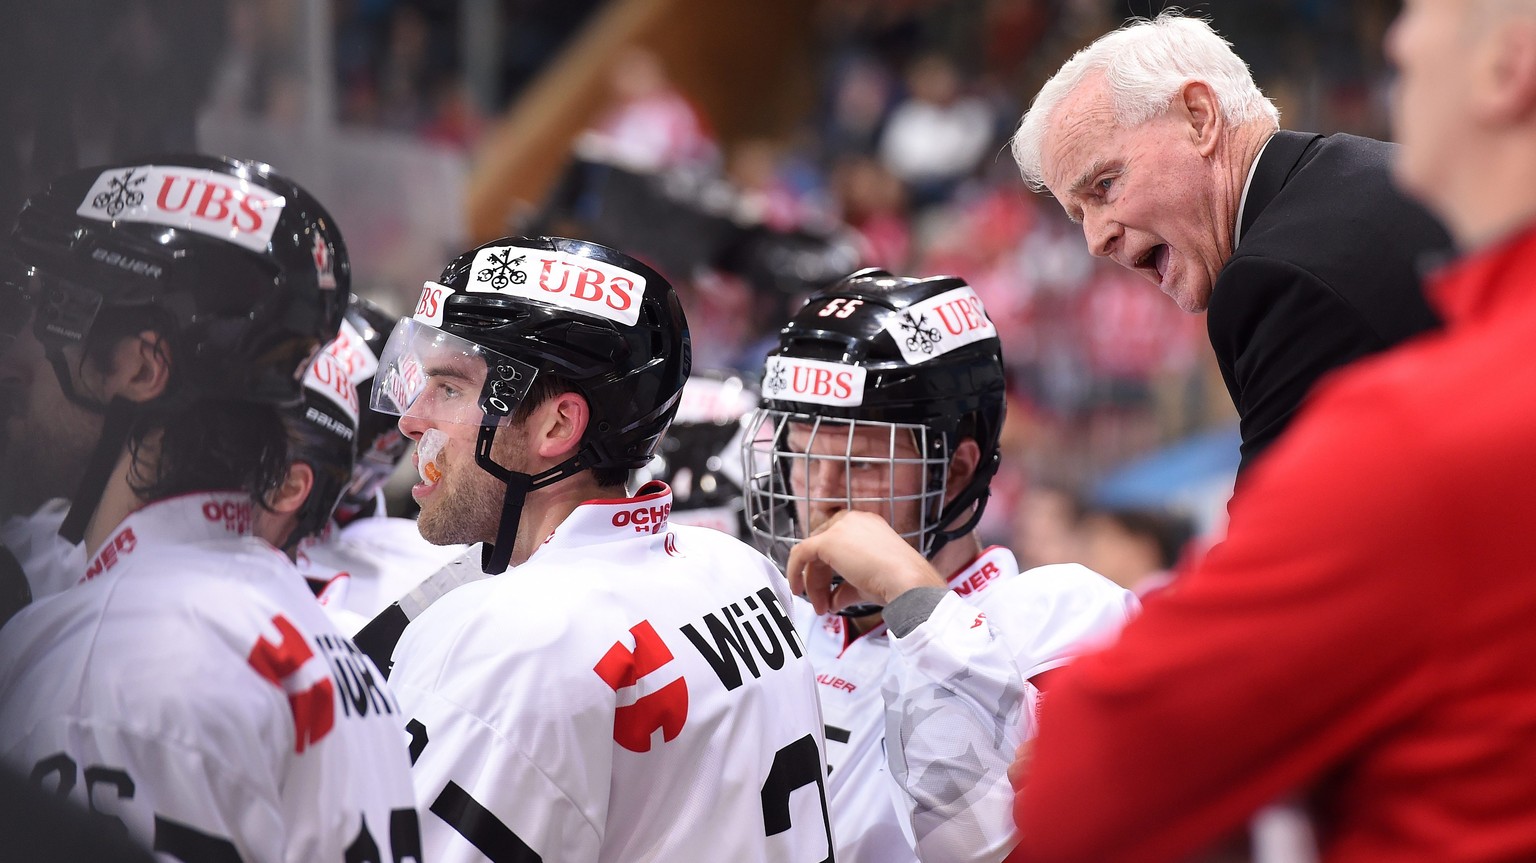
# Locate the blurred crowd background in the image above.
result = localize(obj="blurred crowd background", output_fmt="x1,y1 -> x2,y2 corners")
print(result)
0,0 -> 1404,594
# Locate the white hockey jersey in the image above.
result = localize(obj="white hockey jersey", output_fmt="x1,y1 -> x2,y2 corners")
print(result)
0,492 -> 420,862
796,546 -> 1137,863
299,513 -> 468,635
390,483 -> 833,863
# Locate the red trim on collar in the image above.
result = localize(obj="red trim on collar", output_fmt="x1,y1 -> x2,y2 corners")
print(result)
827,544 -> 1011,652
838,617 -> 889,654
581,481 -> 672,507
946,545 -> 1013,599
944,544 -> 1007,582
529,483 -> 678,560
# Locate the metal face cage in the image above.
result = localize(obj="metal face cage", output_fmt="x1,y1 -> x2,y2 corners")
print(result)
742,409 -> 950,570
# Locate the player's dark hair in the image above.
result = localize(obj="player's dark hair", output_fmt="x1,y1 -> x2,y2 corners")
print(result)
127,399 -> 289,509
75,300 -> 287,509
79,304 -> 179,392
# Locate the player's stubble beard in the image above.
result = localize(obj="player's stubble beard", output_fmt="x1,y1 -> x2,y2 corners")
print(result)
417,423 -> 529,547
0,336 -> 106,520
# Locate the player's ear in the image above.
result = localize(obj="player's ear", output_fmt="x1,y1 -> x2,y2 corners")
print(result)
945,439 -> 982,505
265,462 -> 316,516
91,330 -> 172,404
254,461 -> 314,550
531,391 -> 590,462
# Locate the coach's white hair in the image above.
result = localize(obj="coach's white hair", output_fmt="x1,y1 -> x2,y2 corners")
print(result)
1011,12 -> 1280,190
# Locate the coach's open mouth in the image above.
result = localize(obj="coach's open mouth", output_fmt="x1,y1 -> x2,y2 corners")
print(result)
1133,244 -> 1170,282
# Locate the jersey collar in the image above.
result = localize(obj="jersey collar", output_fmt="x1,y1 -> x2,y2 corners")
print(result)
833,545 -> 1019,650
532,481 -> 675,559
943,544 -> 1019,599
80,491 -> 265,585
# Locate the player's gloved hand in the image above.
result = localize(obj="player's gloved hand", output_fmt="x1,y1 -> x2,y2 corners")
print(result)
785,510 -> 945,614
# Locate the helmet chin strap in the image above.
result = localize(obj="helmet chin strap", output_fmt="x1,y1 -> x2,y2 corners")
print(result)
472,422 -> 586,575
928,485 -> 992,560
46,345 -> 111,416
47,343 -> 134,546
833,597 -> 885,619
59,397 -> 137,545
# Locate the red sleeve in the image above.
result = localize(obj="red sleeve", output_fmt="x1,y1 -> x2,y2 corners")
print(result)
1007,386 -> 1448,863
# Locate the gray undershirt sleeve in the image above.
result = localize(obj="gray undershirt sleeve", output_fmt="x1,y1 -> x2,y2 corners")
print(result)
883,587 -> 949,638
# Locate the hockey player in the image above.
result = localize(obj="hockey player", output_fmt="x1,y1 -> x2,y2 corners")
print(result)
0,157 -> 420,860
743,269 -> 1138,863
295,295 -> 467,631
326,296 -> 411,523
1,257 -> 89,603
259,346 -> 360,556
370,236 -> 833,862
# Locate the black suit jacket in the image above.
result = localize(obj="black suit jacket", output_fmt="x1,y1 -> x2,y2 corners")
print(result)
1207,130 -> 1449,473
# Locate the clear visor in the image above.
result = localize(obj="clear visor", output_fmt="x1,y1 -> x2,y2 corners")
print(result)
741,409 -> 949,569
369,317 -> 539,427
2,264 -> 101,349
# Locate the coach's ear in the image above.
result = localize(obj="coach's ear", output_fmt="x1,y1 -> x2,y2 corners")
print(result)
944,439 -> 982,505
1177,80 -> 1225,158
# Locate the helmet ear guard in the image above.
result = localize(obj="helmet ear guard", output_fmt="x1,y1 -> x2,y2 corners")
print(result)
744,270 -> 1007,612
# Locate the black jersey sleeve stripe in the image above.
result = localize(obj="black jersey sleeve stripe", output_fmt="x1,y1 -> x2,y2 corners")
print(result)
429,782 -> 543,863
352,603 -> 410,679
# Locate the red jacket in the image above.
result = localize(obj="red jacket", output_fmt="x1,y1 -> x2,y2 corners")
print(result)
1010,225 -> 1536,863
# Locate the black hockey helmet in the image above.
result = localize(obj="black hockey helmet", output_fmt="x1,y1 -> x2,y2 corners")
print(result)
325,294 -> 410,520
371,236 -> 690,572
10,154 -> 347,405
281,348 -> 359,549
744,268 -> 1006,589
5,155 -> 348,540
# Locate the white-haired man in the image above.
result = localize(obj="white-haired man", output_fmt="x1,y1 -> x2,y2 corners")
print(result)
1014,12 -> 1447,471
801,4 -> 1536,858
